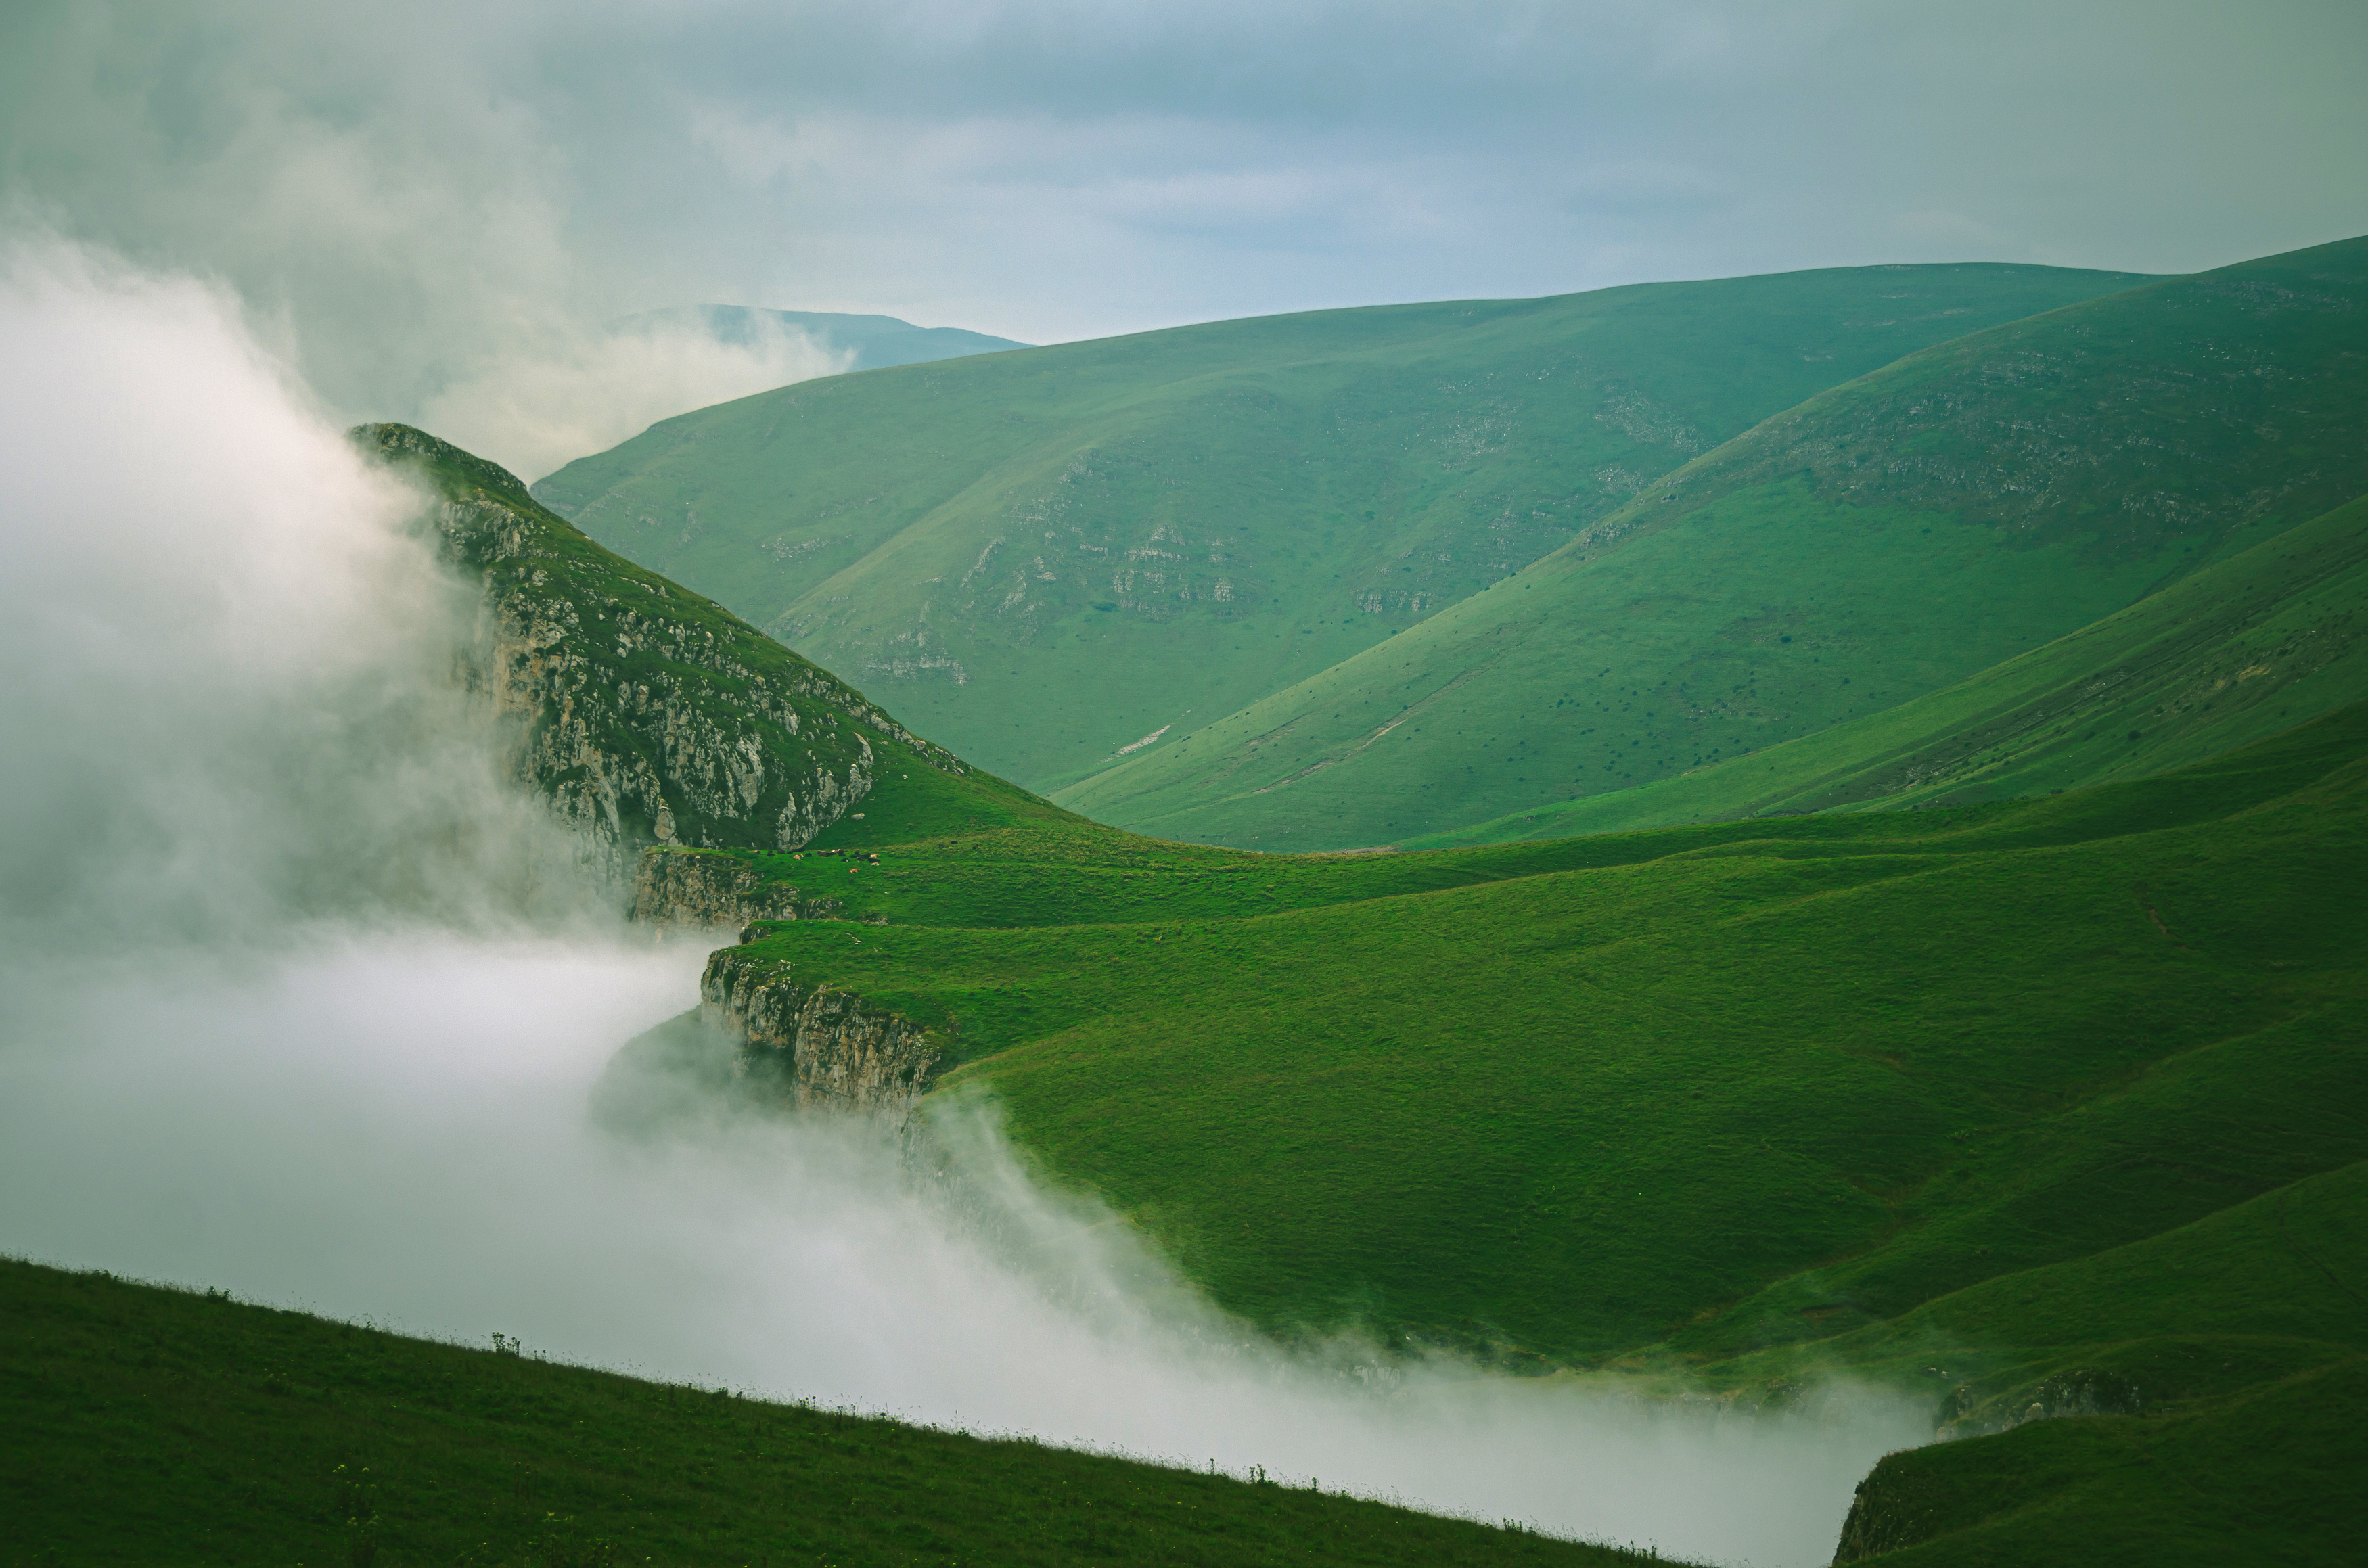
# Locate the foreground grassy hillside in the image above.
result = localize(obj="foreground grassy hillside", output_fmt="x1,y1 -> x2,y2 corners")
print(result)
1066,235 -> 2368,849
535,264 -> 2145,795
0,1259 -> 1639,1568
1416,490 -> 2368,844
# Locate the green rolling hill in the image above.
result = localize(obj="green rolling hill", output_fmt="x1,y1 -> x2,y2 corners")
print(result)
672,689 -> 2368,1566
1415,490 -> 2368,845
727,703 -> 2368,1368
532,263 -> 2147,796
1063,235 -> 2368,850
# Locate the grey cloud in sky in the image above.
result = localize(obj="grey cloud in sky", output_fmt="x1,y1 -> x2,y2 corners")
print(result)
4,0 -> 2361,472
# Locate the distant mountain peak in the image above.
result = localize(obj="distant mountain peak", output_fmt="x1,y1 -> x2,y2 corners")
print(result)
610,305 -> 1029,374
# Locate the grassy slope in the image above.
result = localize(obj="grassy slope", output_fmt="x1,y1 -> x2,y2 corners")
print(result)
1068,235 -> 2368,850
681,704 -> 2368,1566
1414,490 -> 2368,845
0,1260 -> 1639,1568
533,264 -> 2146,795
1846,1356 -> 2364,1567
710,703 -> 2368,1368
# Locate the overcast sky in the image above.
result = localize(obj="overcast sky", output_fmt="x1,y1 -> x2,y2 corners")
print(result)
5,0 -> 2363,471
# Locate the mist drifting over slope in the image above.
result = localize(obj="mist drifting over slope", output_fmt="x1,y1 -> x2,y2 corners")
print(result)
0,237 -> 614,946
0,239 -> 1924,1567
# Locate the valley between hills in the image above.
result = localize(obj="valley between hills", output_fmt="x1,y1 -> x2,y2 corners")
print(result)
9,239 -> 2365,1568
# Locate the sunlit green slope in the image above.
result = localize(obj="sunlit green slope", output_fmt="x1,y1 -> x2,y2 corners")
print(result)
0,1260 -> 1633,1568
1415,490 -> 2368,844
680,692 -> 2368,1559
1066,235 -> 2368,850
731,704 -> 2368,1365
532,264 -> 2145,794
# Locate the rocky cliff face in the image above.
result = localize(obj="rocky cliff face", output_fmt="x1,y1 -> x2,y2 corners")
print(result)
1931,1366 -> 2143,1442
700,946 -> 942,1115
353,423 -> 967,879
356,424 -> 973,1117
631,847 -> 847,930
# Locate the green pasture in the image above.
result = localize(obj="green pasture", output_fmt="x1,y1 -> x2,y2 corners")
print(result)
716,704 -> 2368,1367
1800,1162 -> 2365,1565
1417,490 -> 2368,845
677,700 -> 2368,1565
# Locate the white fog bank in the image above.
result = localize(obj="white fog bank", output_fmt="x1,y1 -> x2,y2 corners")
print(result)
0,236 -> 608,948
417,310 -> 849,483
0,237 -> 1921,1567
0,935 -> 1924,1567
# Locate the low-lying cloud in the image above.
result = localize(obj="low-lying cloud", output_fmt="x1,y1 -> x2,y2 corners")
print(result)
0,5 -> 852,479
0,936 -> 1926,1566
0,237 -> 608,946
417,312 -> 848,482
0,239 -> 1928,1567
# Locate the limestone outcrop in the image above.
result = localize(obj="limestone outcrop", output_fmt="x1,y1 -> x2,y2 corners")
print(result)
700,946 -> 942,1115
631,847 -> 846,930
355,424 -> 965,1120
355,423 -> 967,877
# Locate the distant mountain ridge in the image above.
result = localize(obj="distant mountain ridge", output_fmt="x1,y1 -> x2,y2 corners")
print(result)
539,262 -> 2151,799
1063,235 -> 2368,848
612,304 -> 1028,373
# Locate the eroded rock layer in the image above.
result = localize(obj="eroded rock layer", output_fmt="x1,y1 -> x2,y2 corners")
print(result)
701,946 -> 941,1115
631,847 -> 846,930
354,423 -> 966,877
